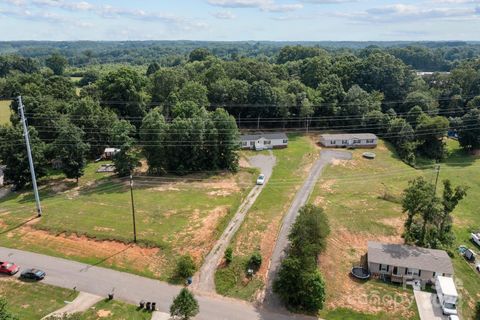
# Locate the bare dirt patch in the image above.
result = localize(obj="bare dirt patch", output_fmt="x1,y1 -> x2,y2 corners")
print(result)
12,226 -> 164,277
257,214 -> 283,280
97,309 -> 112,318
94,226 -> 115,232
319,179 -> 336,193
313,196 -> 328,207
239,157 -> 251,168
180,206 -> 229,261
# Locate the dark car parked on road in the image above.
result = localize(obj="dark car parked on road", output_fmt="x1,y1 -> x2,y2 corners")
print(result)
20,268 -> 46,281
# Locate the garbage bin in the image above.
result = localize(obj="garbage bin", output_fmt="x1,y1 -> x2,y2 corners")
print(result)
108,293 -> 114,300
139,300 -> 145,309
151,302 -> 156,311
146,302 -> 151,311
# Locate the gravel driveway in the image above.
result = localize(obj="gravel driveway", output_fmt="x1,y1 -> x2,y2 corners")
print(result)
193,152 -> 276,293
263,150 -> 352,309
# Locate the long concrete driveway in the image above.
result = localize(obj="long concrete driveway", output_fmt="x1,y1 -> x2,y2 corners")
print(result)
1,241 -> 314,320
263,150 -> 352,309
194,153 -> 276,293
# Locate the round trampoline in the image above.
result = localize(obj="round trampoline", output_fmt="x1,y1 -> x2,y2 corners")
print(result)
351,267 -> 371,280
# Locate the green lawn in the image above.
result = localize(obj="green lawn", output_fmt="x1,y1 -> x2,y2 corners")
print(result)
75,299 -> 151,320
0,100 -> 11,125
0,161 -> 255,280
215,134 -> 318,300
0,279 -> 78,320
310,139 -> 480,319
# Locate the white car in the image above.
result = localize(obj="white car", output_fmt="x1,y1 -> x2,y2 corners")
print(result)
448,315 -> 460,320
256,174 -> 265,185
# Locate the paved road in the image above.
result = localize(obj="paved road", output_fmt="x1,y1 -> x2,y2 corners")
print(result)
0,247 -> 315,320
194,153 -> 276,293
263,150 -> 352,309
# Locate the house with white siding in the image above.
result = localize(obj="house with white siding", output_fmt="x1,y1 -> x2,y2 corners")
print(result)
368,241 -> 454,285
240,133 -> 288,150
319,133 -> 378,148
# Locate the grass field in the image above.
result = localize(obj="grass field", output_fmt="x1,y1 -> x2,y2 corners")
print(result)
215,134 -> 318,300
75,299 -> 151,320
0,100 -> 11,125
0,278 -> 78,320
311,138 -> 480,319
0,161 -> 255,281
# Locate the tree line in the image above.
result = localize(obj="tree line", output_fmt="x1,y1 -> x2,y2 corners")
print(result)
1,46 -> 480,187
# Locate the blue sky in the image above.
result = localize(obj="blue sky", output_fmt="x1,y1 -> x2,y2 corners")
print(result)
0,0 -> 479,41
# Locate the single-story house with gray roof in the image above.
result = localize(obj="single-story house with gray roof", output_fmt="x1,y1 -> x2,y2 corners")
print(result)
368,241 -> 453,285
240,132 -> 288,150
319,133 -> 378,148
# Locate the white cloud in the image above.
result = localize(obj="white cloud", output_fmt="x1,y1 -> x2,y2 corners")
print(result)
1,0 -> 26,6
32,0 -> 94,11
208,0 -> 303,12
212,10 -> 236,19
337,3 -> 479,23
301,0 -> 356,3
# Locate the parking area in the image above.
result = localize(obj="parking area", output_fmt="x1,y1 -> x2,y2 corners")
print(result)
414,291 -> 449,320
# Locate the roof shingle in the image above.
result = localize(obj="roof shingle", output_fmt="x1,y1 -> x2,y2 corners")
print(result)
368,241 -> 453,274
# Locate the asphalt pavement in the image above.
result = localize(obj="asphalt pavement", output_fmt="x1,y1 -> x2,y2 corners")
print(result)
0,246 -> 315,320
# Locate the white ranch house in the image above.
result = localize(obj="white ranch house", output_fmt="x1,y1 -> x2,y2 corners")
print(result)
240,133 -> 288,150
319,133 -> 378,148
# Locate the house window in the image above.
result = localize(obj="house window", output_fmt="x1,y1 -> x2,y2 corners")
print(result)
366,139 -> 375,143
242,142 -> 247,146
353,139 -> 361,144
393,266 -> 398,275
379,264 -> 389,272
331,140 -> 336,145
406,268 -> 420,276
283,139 -> 288,144
264,140 -> 271,145
342,140 -> 348,144
250,141 -> 255,146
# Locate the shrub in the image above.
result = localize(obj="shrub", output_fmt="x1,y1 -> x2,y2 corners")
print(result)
176,254 -> 196,279
224,247 -> 233,264
248,251 -> 262,271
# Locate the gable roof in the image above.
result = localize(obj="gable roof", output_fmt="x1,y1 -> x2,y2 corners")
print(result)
368,241 -> 453,274
320,133 -> 378,141
240,132 -> 288,141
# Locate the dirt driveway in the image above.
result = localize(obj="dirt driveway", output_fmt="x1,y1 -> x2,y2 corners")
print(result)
193,152 -> 276,293
414,291 -> 449,320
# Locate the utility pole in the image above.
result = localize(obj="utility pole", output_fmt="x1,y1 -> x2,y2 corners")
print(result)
433,164 -> 441,195
257,115 -> 260,130
129,174 -> 137,243
18,96 -> 42,217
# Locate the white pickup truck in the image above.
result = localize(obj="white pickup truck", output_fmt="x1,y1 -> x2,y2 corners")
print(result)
471,232 -> 480,247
